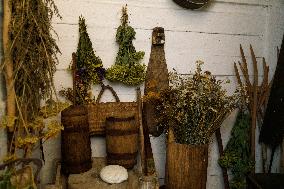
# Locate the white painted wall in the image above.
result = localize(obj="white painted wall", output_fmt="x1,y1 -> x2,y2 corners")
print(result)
0,0 -> 284,188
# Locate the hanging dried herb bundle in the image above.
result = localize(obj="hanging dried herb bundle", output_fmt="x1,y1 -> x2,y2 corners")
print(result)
155,61 -> 239,145
106,5 -> 146,86
60,17 -> 104,105
0,0 -> 64,158
9,0 -> 61,119
219,111 -> 254,189
76,16 -> 104,85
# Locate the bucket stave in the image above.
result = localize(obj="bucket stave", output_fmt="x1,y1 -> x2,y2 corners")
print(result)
166,142 -> 208,189
106,116 -> 138,169
61,105 -> 92,174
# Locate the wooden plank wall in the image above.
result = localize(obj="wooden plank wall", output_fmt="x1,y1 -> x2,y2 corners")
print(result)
0,0 -> 283,188
52,0 -> 273,100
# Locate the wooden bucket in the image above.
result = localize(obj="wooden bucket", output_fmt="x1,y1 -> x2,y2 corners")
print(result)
166,128 -> 208,189
166,142 -> 208,189
61,105 -> 92,174
106,116 -> 138,169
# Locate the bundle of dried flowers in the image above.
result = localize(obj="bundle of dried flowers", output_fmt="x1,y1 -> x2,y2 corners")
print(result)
156,61 -> 240,145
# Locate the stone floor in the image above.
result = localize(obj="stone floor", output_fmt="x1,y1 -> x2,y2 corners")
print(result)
44,157 -> 159,189
68,158 -> 140,189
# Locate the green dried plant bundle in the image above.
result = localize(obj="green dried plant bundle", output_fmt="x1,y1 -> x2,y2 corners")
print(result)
219,111 -> 254,189
106,63 -> 146,86
156,61 -> 240,145
106,5 -> 146,86
76,16 -> 104,85
60,17 -> 104,105
8,0 -> 61,120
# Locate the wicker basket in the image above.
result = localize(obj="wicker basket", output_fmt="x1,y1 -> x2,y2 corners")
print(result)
88,85 -> 139,136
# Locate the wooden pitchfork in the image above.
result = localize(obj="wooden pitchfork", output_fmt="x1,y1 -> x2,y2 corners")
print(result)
234,45 -> 271,172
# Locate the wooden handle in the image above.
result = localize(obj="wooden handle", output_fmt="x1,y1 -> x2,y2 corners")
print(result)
216,129 -> 230,189
96,84 -> 120,103
72,53 -> 77,105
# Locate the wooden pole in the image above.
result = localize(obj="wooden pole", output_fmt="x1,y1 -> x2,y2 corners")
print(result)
250,45 -> 258,165
72,53 -> 77,106
136,88 -> 146,175
142,106 -> 156,176
3,0 -> 16,152
215,129 -> 230,189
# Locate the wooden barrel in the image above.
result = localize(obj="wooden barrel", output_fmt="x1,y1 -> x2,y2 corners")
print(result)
166,142 -> 208,189
106,116 -> 138,169
61,105 -> 92,174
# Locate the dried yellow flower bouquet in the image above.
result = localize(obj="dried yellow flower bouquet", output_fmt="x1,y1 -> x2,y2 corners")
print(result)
156,61 -> 240,145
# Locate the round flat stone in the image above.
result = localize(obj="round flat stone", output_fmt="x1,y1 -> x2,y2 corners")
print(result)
99,165 -> 128,184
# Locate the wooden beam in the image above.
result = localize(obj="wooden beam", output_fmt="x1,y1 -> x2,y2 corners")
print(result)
3,0 -> 16,152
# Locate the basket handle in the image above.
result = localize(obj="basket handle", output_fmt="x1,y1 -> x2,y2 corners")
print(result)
96,84 -> 120,103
